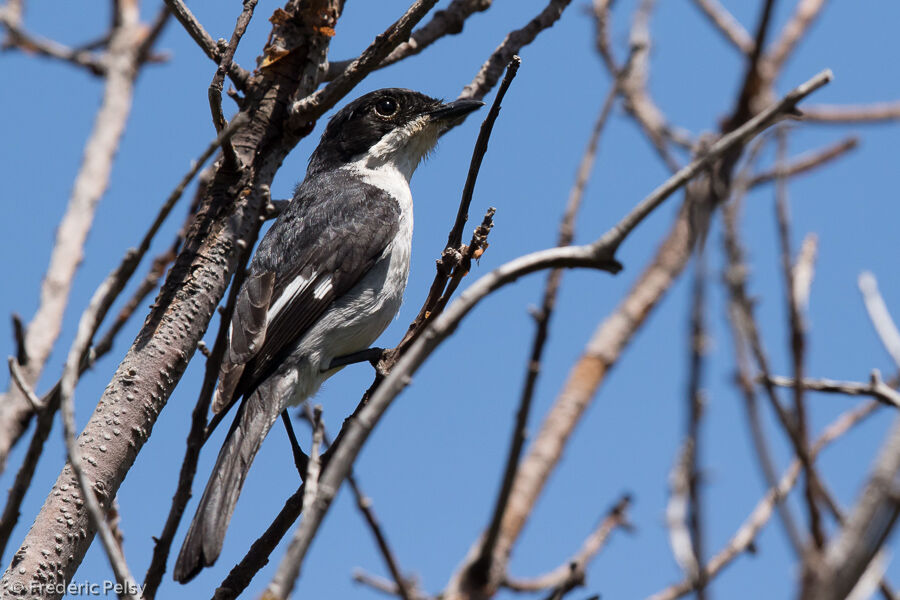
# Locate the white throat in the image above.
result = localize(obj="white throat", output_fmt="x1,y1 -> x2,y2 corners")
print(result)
358,115 -> 440,181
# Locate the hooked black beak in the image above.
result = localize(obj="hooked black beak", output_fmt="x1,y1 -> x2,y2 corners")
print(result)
429,98 -> 484,122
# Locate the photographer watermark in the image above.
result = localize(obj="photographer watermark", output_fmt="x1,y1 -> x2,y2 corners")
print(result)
5,580 -> 146,596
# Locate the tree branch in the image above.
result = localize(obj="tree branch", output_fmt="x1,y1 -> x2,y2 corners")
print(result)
648,400 -> 881,600
324,0 -> 493,80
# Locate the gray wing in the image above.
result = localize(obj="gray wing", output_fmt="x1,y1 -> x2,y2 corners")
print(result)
213,174 -> 401,412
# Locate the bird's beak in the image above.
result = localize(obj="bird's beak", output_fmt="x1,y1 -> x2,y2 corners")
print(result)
428,98 -> 484,124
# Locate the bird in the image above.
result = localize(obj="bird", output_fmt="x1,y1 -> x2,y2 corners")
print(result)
173,88 -> 483,583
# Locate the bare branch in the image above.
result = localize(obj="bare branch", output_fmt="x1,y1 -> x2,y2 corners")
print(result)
774,127 -> 824,548
689,0 -> 753,53
615,0 -> 688,171
292,0 -> 440,122
748,136 -> 858,187
208,0 -> 257,142
393,58 -> 518,357
325,0 -> 493,80
472,75 -> 615,587
59,260 -> 141,599
7,357 -> 43,413
503,495 -> 632,594
0,8 -> 105,74
793,233 -> 818,311
162,0 -> 250,89
599,69 -> 832,253
767,0 -> 827,74
722,161 -> 807,554
802,102 -> 900,124
461,0 -> 572,101
0,0 -> 146,474
266,406 -> 324,599
859,272 -> 900,371
764,372 -> 900,410
648,400 -> 880,600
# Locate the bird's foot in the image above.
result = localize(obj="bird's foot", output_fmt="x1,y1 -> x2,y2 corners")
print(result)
326,347 -> 387,372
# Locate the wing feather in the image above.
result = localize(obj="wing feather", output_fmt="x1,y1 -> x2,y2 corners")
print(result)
217,174 -> 401,406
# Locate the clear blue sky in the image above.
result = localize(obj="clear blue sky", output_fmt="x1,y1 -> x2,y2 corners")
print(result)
2,1 -> 900,598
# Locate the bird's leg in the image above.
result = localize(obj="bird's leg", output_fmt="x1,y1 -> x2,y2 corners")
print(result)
326,347 -> 386,371
281,410 -> 309,478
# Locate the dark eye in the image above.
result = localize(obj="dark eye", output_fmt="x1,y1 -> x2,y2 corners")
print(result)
374,97 -> 398,117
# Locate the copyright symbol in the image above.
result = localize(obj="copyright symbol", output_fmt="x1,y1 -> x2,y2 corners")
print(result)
9,581 -> 25,593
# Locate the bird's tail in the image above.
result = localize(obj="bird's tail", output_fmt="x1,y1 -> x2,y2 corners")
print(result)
173,385 -> 281,583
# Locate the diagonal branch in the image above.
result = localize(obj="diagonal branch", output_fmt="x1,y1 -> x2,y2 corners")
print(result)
767,0 -> 828,74
748,136 -> 858,187
292,0 -> 439,122
689,0 -> 753,54
0,0 -> 151,475
471,76 -> 616,589
502,495 -> 632,594
162,0 -> 250,89
858,272 -> 900,371
324,0 -> 493,80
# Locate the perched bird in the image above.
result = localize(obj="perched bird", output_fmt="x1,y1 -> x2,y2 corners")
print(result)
173,88 -> 482,582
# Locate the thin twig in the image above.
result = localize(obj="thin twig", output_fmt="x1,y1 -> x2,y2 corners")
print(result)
721,156 -> 807,554
162,0 -> 249,89
859,272 -> 900,371
297,404 -> 419,600
208,0 -> 257,166
767,0 -> 827,74
764,372 -> 900,409
265,406 -> 324,599
598,70 -> 832,254
472,78 -> 615,585
10,313 -> 27,367
7,358 -> 43,412
460,0 -> 572,101
774,127 -> 824,548
689,0 -> 753,53
324,0 -> 494,80
0,9 -> 106,74
394,58 -> 519,356
502,495 -> 632,594
614,0 -> 686,171
749,136 -> 858,187
686,247 -> 708,596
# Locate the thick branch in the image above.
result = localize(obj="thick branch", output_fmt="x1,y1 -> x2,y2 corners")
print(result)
1,3 -> 344,595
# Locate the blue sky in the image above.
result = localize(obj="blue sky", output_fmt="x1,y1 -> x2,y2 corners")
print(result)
2,0 -> 899,598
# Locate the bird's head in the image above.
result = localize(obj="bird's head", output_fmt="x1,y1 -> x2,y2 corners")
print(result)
308,88 -> 483,180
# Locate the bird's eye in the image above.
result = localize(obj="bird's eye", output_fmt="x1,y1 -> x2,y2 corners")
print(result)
374,98 -> 398,117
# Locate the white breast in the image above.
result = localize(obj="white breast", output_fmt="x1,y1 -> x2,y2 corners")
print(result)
279,162 -> 415,407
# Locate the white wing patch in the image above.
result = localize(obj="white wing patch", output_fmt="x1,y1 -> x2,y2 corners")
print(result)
268,273 -> 311,321
313,276 -> 333,300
